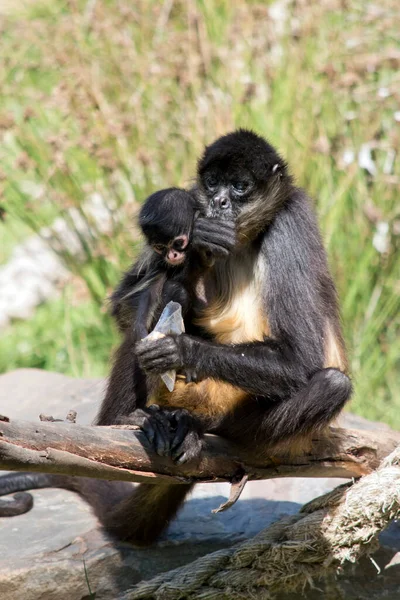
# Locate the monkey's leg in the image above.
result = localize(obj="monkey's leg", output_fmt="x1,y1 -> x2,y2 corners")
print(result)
103,482 -> 194,546
96,343 -> 148,426
265,368 -> 352,442
217,368 -> 352,446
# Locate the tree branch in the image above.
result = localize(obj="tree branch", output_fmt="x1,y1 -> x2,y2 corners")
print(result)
0,415 -> 399,484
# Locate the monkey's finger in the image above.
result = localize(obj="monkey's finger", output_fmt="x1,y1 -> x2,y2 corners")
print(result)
170,418 -> 189,454
171,429 -> 201,463
194,218 -> 235,234
195,233 -> 235,247
152,412 -> 172,456
135,340 -> 159,356
193,225 -> 236,251
184,369 -> 197,383
141,357 -> 180,374
140,416 -> 170,456
136,338 -> 177,359
137,352 -> 179,370
199,242 -> 230,257
194,231 -> 235,247
136,343 -> 177,360
173,436 -> 203,465
152,423 -> 170,456
136,345 -> 181,370
174,451 -> 189,465
140,417 -> 157,446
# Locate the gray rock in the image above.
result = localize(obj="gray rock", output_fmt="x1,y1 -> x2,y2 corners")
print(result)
0,368 -> 104,424
0,369 -> 399,599
0,193 -> 126,329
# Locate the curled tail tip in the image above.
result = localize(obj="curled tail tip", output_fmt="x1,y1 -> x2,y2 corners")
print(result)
0,491 -> 34,517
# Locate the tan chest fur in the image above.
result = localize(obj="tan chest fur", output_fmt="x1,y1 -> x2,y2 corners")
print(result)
323,321 -> 348,372
195,251 -> 270,343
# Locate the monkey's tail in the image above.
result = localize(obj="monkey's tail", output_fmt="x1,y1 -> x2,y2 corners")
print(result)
0,472 -> 53,516
101,482 -> 194,546
0,472 -> 134,522
0,471 -> 193,545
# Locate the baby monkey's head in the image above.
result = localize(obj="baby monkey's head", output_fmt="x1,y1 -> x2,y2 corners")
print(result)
139,188 -> 198,267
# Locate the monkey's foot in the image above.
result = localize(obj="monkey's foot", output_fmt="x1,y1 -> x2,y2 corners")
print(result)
116,406 -> 203,464
115,405 -> 172,457
167,408 -> 203,465
116,404 -> 202,464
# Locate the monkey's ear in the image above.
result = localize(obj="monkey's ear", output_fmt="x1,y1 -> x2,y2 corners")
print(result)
272,163 -> 280,174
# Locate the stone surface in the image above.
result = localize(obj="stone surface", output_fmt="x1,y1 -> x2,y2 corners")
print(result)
0,368 -> 399,599
0,193 -> 124,329
0,368 -> 104,424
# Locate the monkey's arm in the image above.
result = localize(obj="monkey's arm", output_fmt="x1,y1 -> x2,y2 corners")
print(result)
136,336 -> 310,398
96,329 -> 150,425
111,247 -> 165,332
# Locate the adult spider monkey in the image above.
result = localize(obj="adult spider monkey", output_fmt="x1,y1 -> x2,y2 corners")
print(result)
0,130 -> 352,545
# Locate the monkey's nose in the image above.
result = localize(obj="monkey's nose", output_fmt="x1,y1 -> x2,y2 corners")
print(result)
166,249 -> 185,265
213,195 -> 231,210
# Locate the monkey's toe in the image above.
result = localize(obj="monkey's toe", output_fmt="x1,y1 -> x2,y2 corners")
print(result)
168,409 -> 203,464
184,369 -> 198,383
116,406 -> 172,457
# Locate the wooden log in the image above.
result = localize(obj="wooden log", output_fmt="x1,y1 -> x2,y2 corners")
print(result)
0,415 -> 399,484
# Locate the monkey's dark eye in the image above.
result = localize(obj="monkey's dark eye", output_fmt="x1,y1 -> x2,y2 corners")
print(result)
172,238 -> 184,250
152,244 -> 165,254
231,180 -> 250,195
204,173 -> 219,191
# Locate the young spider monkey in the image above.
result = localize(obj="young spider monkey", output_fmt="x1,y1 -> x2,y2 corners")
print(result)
0,130 -> 352,547
112,187 -> 215,384
112,187 -> 203,341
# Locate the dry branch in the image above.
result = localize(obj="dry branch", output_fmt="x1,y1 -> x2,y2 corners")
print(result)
0,415 -> 399,485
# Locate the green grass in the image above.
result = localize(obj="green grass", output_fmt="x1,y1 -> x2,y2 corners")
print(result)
0,288 -> 117,378
0,0 -> 399,427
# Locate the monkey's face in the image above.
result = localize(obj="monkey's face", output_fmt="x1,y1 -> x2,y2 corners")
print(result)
197,129 -> 287,222
152,234 -> 189,267
139,188 -> 197,267
199,167 -> 256,220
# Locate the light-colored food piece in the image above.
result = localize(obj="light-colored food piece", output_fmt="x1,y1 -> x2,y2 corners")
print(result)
141,302 -> 185,392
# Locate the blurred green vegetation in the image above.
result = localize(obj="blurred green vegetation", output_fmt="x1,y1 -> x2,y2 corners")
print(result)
0,0 -> 399,425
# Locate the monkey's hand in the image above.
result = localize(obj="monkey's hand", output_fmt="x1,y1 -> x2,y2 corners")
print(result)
135,335 -> 183,374
192,217 -> 236,258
